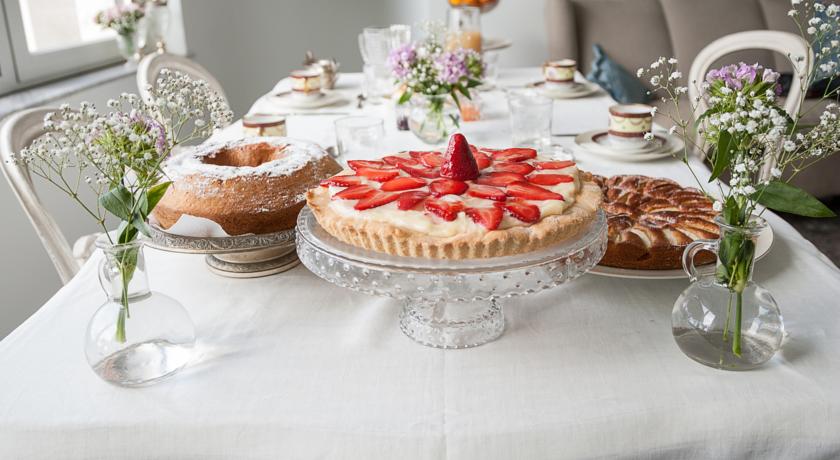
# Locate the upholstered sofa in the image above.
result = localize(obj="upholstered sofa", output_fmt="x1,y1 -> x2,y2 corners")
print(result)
545,0 -> 839,198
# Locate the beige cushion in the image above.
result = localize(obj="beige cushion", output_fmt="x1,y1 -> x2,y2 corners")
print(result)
568,0 -> 674,77
660,0 -> 774,78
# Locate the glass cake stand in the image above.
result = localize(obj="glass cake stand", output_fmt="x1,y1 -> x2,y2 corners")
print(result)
146,225 -> 299,278
296,207 -> 607,348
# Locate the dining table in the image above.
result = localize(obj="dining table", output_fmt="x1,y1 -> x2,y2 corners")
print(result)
2,68 -> 840,459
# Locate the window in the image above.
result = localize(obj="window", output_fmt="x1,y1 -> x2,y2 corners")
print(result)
0,0 -> 124,95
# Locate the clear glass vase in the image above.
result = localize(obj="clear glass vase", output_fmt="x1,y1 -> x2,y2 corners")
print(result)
85,237 -> 195,386
672,215 -> 783,370
408,94 -> 460,144
115,20 -> 147,63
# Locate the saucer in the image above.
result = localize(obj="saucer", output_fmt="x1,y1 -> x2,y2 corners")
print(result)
267,90 -> 347,110
574,130 -> 684,161
530,81 -> 601,99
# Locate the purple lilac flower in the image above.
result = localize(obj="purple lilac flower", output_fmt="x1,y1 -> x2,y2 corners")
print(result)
435,49 -> 469,84
762,68 -> 780,83
132,114 -> 167,154
735,63 -> 758,84
388,44 -> 416,79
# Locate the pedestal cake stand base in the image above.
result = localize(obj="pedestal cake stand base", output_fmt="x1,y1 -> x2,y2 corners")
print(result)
296,207 -> 607,348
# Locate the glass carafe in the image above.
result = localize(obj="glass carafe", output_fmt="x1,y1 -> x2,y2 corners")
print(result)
85,237 -> 195,386
672,215 -> 783,370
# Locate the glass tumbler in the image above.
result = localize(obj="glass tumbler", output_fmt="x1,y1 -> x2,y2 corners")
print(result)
334,116 -> 385,160
507,89 -> 553,150
447,6 -> 482,52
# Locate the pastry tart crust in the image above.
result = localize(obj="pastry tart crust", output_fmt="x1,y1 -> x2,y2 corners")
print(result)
306,174 -> 602,259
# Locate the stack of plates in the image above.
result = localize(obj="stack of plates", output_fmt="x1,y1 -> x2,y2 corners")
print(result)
574,130 -> 685,162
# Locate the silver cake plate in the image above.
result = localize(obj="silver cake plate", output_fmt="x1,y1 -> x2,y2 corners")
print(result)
145,225 -> 299,278
296,207 -> 607,349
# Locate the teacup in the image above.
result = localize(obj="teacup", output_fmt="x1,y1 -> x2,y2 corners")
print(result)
242,113 -> 287,137
608,103 -> 653,146
542,59 -> 577,90
289,70 -> 322,100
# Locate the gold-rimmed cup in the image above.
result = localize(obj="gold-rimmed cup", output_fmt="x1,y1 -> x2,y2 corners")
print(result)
607,103 -> 653,146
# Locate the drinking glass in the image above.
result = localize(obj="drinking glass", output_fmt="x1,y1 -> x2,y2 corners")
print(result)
507,89 -> 553,150
335,116 -> 385,159
447,6 -> 482,52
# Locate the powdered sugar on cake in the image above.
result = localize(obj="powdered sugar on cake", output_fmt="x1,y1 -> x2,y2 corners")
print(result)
164,136 -> 327,181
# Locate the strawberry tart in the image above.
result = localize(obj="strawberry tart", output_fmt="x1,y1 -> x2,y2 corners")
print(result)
306,134 -> 602,259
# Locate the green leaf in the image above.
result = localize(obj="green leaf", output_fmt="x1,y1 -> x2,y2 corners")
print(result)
450,90 -> 462,110
398,90 -> 412,105
753,180 -> 836,217
146,181 -> 171,215
457,84 -> 472,100
99,185 -> 133,222
710,131 -> 734,181
132,212 -> 152,237
118,222 -> 139,245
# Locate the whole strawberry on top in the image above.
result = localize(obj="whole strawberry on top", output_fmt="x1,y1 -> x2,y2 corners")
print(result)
440,133 -> 480,181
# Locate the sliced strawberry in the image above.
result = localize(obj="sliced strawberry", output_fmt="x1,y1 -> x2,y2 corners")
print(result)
504,199 -> 541,223
383,155 -> 419,167
354,191 -> 400,210
355,167 -> 399,182
347,160 -> 386,171
440,133 -> 480,180
465,207 -> 503,230
506,181 -> 565,201
467,184 -> 507,201
429,179 -> 468,197
425,197 -> 464,221
472,150 -> 492,169
494,162 -> 535,175
397,162 -> 440,179
380,176 -> 427,192
320,175 -> 363,187
491,148 -> 538,162
408,150 -> 439,159
420,152 -> 444,168
475,172 -> 527,187
527,174 -> 574,186
534,160 -> 576,170
334,184 -> 376,200
397,191 -> 429,210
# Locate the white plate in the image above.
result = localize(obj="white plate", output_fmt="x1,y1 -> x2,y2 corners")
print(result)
589,225 -> 775,279
574,130 -> 684,161
267,90 -> 348,110
482,37 -> 512,51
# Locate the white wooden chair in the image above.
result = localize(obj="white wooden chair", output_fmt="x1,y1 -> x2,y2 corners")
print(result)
689,30 -> 813,120
137,53 -> 229,114
688,30 -> 813,178
0,108 -> 99,284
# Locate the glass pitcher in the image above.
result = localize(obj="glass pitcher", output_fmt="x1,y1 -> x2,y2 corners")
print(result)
85,236 -> 195,386
672,215 -> 784,370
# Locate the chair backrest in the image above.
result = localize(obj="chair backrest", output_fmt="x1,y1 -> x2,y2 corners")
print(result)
688,30 -> 813,179
0,108 -> 79,284
137,53 -> 229,112
688,30 -> 812,120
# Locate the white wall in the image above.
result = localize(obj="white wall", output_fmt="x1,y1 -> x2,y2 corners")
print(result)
0,0 -> 551,338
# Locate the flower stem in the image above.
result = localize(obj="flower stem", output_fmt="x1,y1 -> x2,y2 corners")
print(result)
733,291 -> 743,357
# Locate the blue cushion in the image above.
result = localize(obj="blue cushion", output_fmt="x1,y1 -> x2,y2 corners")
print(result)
585,44 -> 650,104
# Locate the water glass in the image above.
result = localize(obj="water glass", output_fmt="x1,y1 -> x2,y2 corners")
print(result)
507,89 -> 553,150
335,116 -> 385,159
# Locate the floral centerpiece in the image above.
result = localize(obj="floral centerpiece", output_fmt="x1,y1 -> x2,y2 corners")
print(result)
388,25 -> 483,143
94,3 -> 146,61
638,0 -> 838,369
13,69 -> 231,345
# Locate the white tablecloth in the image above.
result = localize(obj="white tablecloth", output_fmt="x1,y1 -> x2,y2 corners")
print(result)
2,69 -> 840,459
